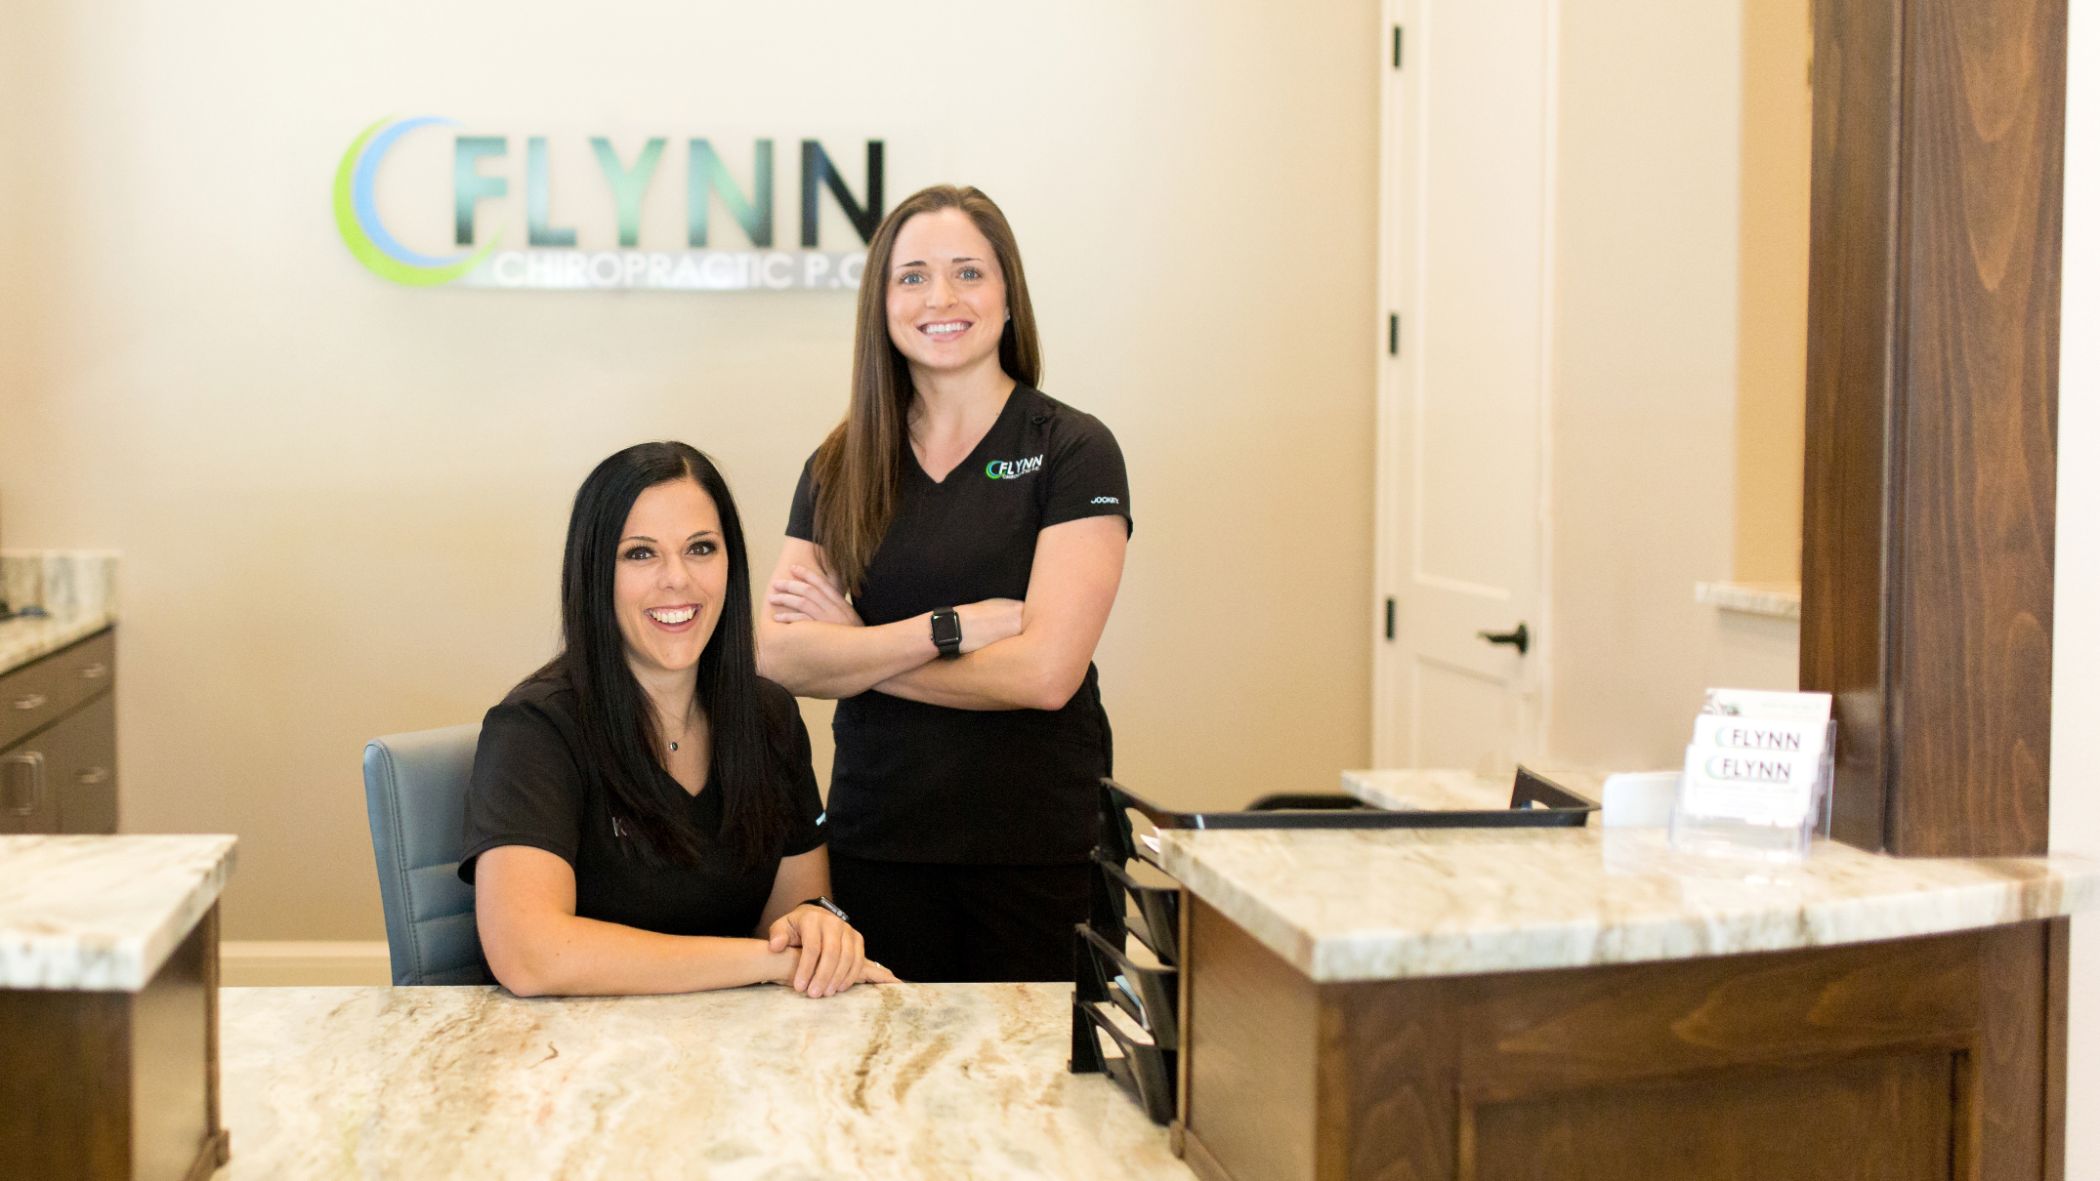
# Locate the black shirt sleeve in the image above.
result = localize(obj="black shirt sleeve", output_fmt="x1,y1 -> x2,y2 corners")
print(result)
458,696 -> 587,883
764,680 -> 829,857
1040,409 -> 1133,536
784,453 -> 819,541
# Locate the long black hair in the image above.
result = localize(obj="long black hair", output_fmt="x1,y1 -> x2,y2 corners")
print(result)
539,442 -> 792,869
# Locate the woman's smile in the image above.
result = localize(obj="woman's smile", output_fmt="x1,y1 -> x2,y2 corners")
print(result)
644,604 -> 700,629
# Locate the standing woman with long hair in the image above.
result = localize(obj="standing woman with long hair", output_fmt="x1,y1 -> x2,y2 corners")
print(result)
757,185 -> 1131,983
463,442 -> 893,997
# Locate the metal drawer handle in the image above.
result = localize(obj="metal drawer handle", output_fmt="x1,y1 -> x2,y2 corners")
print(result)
79,663 -> 110,681
3,752 -> 45,816
76,767 -> 113,786
12,694 -> 48,712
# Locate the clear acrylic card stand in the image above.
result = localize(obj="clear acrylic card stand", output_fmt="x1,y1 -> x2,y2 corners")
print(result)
1669,691 -> 1837,863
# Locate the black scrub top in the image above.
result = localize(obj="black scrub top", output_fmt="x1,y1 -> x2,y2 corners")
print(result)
786,384 -> 1132,865
458,674 -> 827,937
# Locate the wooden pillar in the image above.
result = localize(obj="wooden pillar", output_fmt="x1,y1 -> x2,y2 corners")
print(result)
1801,0 -> 2065,858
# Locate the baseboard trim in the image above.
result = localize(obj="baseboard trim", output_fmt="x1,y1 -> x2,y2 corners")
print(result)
220,940 -> 392,987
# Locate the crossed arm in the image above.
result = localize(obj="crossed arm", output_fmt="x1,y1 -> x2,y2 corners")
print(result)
474,843 -> 894,998
754,514 -> 1129,712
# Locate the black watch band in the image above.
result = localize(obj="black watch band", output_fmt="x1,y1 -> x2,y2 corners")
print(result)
799,896 -> 850,923
930,609 -> 963,659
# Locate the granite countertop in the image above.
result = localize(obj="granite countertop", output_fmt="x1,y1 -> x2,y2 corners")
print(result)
1341,766 -> 1606,812
0,549 -> 119,677
1154,823 -> 2100,985
212,984 -> 1190,1181
0,610 -> 115,678
0,835 -> 237,989
1694,580 -> 1802,619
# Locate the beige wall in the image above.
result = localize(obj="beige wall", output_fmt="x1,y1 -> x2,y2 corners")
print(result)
1733,0 -> 1811,583
2053,0 -> 2097,1166
0,2 -> 64,422
0,1 -> 1380,940
1544,1 -> 1802,769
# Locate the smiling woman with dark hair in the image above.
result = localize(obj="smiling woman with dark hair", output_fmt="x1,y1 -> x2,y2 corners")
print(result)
460,441 -> 894,998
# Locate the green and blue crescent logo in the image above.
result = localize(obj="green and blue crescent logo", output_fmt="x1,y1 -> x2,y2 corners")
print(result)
984,455 -> 1044,480
333,116 -> 498,287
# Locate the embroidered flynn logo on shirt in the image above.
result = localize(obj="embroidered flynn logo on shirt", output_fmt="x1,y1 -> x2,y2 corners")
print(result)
983,454 -> 1044,480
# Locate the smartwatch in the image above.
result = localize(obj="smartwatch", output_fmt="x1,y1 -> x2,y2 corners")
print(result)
799,896 -> 850,923
930,609 -> 963,659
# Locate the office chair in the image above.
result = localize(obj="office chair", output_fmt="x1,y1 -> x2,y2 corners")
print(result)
362,723 -> 490,985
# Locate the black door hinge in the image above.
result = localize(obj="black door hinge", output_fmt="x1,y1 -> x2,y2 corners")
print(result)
1384,597 -> 1397,641
1388,312 -> 1400,356
1393,26 -> 1404,69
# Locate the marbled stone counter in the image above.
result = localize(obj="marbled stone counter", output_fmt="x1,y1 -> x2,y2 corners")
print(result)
0,549 -> 119,676
1154,825 -> 2100,983
1341,766 -> 1605,812
0,835 -> 236,989
1694,579 -> 1802,619
213,984 -> 1190,1181
0,611 -> 115,677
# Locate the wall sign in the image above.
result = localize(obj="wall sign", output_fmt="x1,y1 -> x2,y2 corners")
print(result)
332,117 -> 885,292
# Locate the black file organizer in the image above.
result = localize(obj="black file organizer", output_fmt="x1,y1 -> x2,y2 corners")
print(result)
1070,766 -> 1599,1125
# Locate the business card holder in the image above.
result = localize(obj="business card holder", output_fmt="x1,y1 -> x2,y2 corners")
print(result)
1669,718 -> 1838,863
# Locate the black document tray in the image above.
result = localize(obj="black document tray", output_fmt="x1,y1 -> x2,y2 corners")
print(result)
1097,765 -> 1597,864
1073,767 -> 1596,1120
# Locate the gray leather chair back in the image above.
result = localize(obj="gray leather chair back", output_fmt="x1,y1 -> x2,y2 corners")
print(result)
363,724 -> 490,985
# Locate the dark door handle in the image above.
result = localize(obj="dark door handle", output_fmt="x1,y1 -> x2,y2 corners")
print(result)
1477,622 -> 1530,655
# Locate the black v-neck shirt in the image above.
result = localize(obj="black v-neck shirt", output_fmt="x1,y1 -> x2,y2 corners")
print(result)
787,384 -> 1132,864
457,675 -> 826,937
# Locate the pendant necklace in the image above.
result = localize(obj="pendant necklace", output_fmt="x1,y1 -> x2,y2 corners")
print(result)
666,710 -> 695,754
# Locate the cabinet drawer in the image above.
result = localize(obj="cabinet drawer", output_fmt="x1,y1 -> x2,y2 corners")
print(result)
51,693 -> 117,833
0,693 -> 118,834
0,630 -> 115,751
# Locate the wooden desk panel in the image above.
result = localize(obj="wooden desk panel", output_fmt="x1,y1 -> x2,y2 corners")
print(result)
0,904 -> 226,1181
1470,1051 -> 1953,1181
1178,898 -> 2061,1181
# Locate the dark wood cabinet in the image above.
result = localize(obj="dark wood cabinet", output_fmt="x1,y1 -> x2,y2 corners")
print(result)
0,629 -> 116,834
1176,898 -> 2067,1181
0,905 -> 226,1181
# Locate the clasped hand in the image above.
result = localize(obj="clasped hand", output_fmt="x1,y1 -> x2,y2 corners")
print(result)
767,565 -> 1022,653
766,903 -> 898,997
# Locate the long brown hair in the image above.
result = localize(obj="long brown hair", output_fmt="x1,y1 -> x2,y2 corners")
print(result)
810,184 -> 1043,593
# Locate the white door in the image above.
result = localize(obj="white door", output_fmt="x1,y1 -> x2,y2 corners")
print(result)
1372,0 -> 1556,771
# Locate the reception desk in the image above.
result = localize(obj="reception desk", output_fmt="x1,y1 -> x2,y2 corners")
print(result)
1153,774 -> 2100,1181
0,834 -> 236,1181
209,983 -> 1190,1180
16,780 -> 2090,1180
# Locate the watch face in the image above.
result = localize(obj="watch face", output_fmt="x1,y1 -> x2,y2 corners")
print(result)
932,611 -> 963,649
